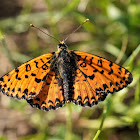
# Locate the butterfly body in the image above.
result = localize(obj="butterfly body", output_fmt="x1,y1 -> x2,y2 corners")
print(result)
0,41 -> 133,111
50,43 -> 77,102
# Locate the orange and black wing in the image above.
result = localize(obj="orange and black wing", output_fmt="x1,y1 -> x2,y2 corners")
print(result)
0,52 -> 55,100
72,51 -> 133,106
27,71 -> 65,111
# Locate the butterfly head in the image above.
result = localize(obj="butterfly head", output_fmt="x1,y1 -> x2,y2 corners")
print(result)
57,40 -> 68,51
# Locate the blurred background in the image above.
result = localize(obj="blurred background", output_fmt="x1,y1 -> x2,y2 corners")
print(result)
0,0 -> 140,140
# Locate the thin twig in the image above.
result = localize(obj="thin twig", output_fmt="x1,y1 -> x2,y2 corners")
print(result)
92,95 -> 111,140
115,35 -> 128,64
0,29 -> 15,68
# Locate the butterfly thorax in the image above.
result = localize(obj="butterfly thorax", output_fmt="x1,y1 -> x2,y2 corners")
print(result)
51,43 -> 78,103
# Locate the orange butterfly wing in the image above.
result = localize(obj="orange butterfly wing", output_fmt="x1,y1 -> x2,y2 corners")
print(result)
72,51 -> 133,106
27,71 -> 65,111
0,52 -> 54,100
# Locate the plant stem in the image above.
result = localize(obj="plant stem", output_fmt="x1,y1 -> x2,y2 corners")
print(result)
65,103 -> 73,140
93,96 -> 111,140
0,28 -> 15,68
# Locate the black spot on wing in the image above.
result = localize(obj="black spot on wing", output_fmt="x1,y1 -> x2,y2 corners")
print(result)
35,78 -> 41,83
42,101 -> 46,104
109,61 -> 113,67
83,96 -> 89,102
88,74 -> 95,80
97,59 -> 102,67
16,74 -> 18,79
80,62 -> 86,68
12,88 -> 15,92
47,60 -> 51,63
100,70 -> 104,74
31,73 -> 36,76
42,64 -> 48,70
77,96 -> 82,100
93,69 -> 98,72
118,72 -> 121,75
18,88 -> 21,91
95,87 -> 103,92
18,77 -> 21,80
25,64 -> 31,72
15,68 -> 19,73
23,89 -> 28,95
7,88 -> 10,91
113,88 -> 117,93
34,61 -> 39,68
55,98 -> 60,103
89,57 -> 94,65
115,82 -> 119,86
103,84 -> 108,90
123,77 -> 125,80
48,100 -> 53,104
118,67 -> 122,71
25,75 -> 29,78
83,56 -> 87,61
108,68 -> 113,75
125,69 -> 129,74
110,82 -> 113,87
4,84 -> 7,87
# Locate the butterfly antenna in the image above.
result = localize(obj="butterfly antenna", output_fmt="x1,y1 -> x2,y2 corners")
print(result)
30,24 -> 59,43
64,19 -> 89,42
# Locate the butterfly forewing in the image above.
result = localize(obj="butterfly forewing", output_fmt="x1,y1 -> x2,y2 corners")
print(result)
74,51 -> 132,98
0,52 -> 54,99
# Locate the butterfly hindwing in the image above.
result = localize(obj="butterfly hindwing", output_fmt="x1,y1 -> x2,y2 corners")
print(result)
27,71 -> 65,111
72,51 -> 133,106
0,52 -> 54,100
73,68 -> 104,106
